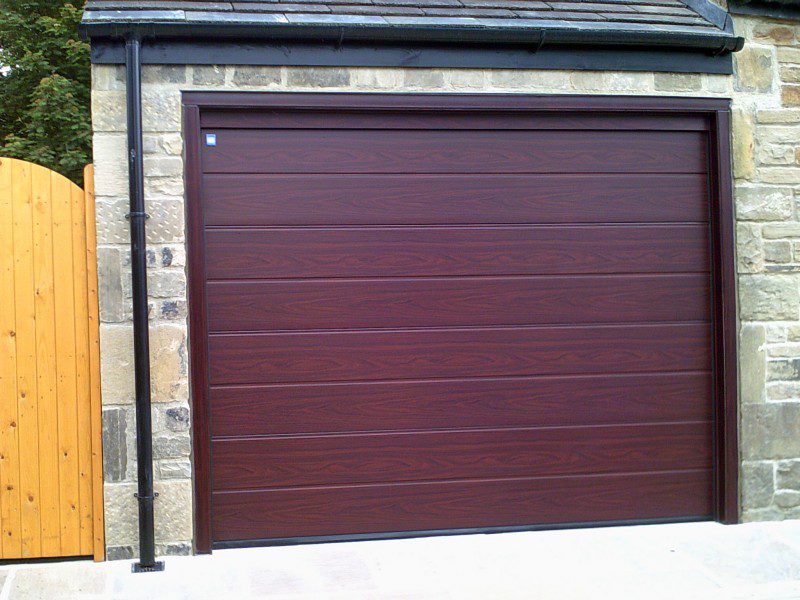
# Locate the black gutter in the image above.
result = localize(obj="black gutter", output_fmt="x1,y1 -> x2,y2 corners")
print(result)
125,35 -> 164,575
80,21 -> 745,55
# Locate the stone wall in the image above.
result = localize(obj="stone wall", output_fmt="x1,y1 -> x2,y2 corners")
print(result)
90,11 -> 800,557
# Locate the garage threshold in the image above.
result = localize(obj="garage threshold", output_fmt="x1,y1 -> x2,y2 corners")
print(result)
4,521 -> 800,599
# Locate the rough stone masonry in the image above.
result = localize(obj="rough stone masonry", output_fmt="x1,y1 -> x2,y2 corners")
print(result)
90,11 -> 800,558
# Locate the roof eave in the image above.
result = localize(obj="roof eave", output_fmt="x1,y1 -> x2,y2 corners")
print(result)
79,19 -> 745,54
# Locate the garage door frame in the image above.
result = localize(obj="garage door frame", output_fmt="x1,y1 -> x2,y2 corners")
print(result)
182,93 -> 738,554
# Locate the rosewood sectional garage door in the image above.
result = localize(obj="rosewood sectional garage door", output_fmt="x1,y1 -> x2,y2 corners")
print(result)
196,97 -> 715,544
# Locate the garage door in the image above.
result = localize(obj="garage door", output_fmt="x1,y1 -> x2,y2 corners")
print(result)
190,95 -> 721,546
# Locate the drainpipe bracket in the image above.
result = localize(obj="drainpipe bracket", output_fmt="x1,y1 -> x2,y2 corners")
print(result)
132,561 -> 165,573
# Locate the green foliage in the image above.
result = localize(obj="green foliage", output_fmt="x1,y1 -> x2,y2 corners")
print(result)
0,1 -> 90,185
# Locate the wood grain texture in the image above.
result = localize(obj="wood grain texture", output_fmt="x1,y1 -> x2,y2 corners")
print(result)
211,470 -> 714,541
213,422 -> 712,490
201,173 -> 709,226
210,372 -> 713,437
31,166 -> 60,556
83,164 -> 106,561
185,95 -> 734,544
205,225 -> 709,280
0,157 -> 23,557
201,110 -> 711,132
12,158 -> 42,557
201,129 -> 707,174
207,274 -> 710,332
209,323 -> 711,385
0,159 -> 103,559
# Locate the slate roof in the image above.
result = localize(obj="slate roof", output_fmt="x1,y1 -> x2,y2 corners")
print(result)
82,0 -> 742,51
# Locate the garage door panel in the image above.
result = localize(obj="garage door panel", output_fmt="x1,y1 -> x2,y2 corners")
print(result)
196,98 -> 719,543
210,372 -> 713,437
202,129 -> 707,174
205,226 -> 709,280
211,470 -> 713,541
201,173 -> 709,226
201,109 -> 711,131
212,423 -> 712,490
208,323 -> 711,385
206,274 -> 710,332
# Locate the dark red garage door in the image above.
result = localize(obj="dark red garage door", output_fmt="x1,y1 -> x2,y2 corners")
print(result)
190,95 -> 720,546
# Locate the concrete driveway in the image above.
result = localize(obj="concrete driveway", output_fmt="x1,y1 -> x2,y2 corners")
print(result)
3,521 -> 800,599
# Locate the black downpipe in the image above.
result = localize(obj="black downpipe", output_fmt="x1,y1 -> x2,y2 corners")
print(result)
125,35 -> 164,574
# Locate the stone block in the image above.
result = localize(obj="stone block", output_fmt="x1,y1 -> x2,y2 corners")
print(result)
106,545 -> 135,561
447,69 -> 487,89
91,91 -> 126,132
352,68 -> 401,90
757,144 -> 796,165
763,224 -> 800,238
145,175 -> 184,197
154,480 -> 194,544
777,460 -> 800,490
782,85 -> 800,106
193,65 -> 227,86
754,24 -> 796,45
154,434 -> 191,460
757,109 -> 800,124
145,198 -> 185,244
159,300 -> 187,321
760,167 -> 800,184
158,459 -> 192,480
735,46 -> 775,92
741,461 -> 775,509
94,198 -> 129,246
142,89 -> 182,132
775,490 -> 800,508
569,71 -> 606,91
104,483 -> 138,546
144,156 -> 183,178
93,65 -> 126,91
287,68 -> 349,88
741,324 -> 766,404
732,109 -> 756,180
403,69 -> 445,89
654,73 -> 702,92
156,541 -> 192,556
232,66 -> 281,87
142,65 -> 187,85
779,47 -> 800,64
781,65 -> 800,84
102,408 -> 127,483
736,186 -> 793,221
97,247 -> 125,323
99,325 -> 135,405
166,406 -> 190,432
150,324 -> 188,403
490,70 -> 569,90
741,402 -> 800,460
764,241 -> 793,263
740,275 -> 800,320
93,134 -> 129,197
767,358 -> 800,381
766,382 -> 800,400
147,270 -> 186,299
737,222 -> 763,274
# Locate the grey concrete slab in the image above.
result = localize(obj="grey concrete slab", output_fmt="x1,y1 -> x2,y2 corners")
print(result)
3,522 -> 800,599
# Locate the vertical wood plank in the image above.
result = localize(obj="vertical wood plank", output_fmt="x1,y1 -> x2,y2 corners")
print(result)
0,158 -> 22,559
84,165 -> 105,561
11,159 -> 42,558
72,180 -> 94,555
31,166 -> 61,557
51,173 -> 81,556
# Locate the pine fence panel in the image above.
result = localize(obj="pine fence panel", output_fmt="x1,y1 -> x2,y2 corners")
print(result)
0,158 -> 104,560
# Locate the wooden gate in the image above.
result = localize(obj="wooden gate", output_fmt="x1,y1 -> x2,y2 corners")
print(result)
0,158 -> 104,561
